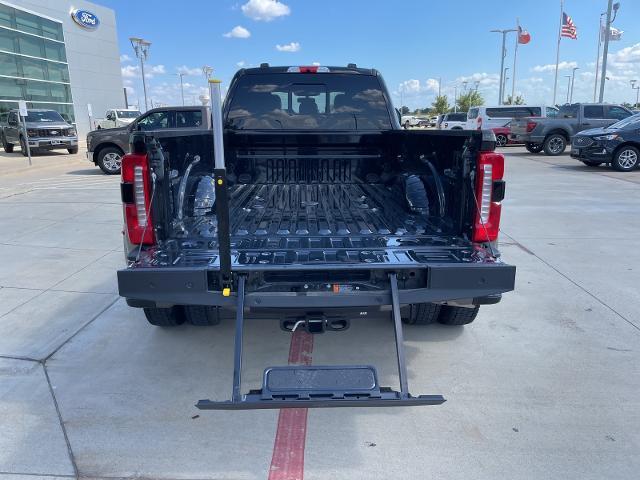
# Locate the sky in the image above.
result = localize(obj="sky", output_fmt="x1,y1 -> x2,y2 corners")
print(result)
101,0 -> 640,110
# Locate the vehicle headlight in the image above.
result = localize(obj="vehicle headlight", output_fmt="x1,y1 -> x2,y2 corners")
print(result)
594,134 -> 619,141
27,129 -> 38,137
67,127 -> 76,136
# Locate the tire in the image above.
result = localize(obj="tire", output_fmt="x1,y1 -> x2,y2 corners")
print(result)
96,146 -> 123,174
581,160 -> 603,167
525,142 -> 543,154
612,145 -> 640,172
184,305 -> 221,326
438,305 -> 479,326
495,134 -> 508,147
402,303 -> 441,325
19,136 -> 28,156
67,147 -> 78,154
404,121 -> 410,129
543,134 -> 567,156
143,306 -> 185,327
2,134 -> 14,153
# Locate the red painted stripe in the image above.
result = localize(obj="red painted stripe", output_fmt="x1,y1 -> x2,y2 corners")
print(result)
268,329 -> 313,480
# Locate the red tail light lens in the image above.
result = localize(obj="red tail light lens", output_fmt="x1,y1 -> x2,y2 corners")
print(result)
121,153 -> 155,245
526,121 -> 537,132
473,152 -> 504,243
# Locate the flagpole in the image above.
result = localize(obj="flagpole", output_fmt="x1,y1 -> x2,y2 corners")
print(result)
593,13 -> 604,102
552,0 -> 563,106
511,17 -> 519,104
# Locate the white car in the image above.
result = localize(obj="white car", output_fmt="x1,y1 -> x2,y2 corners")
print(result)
96,108 -> 141,130
465,105 -> 558,130
401,115 -> 421,128
439,112 -> 467,130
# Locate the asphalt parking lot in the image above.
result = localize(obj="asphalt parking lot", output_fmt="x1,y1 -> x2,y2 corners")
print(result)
0,146 -> 639,480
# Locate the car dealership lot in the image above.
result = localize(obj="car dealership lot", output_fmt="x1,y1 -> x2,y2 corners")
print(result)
0,147 -> 638,479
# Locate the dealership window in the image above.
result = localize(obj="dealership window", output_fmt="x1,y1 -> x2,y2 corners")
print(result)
17,33 -> 42,57
0,51 -> 17,76
0,26 -> 15,51
0,4 -> 13,29
40,18 -> 63,42
47,61 -> 69,82
21,56 -> 46,80
14,9 -> 40,36
0,76 -> 22,99
44,40 -> 65,62
49,82 -> 70,102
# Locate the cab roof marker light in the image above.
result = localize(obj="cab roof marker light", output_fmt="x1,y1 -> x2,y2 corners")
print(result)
287,66 -> 330,73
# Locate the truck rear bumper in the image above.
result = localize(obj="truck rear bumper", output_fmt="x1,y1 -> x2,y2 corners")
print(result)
118,263 -> 516,309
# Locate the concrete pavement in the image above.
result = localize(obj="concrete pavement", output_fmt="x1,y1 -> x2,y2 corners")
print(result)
0,147 -> 638,479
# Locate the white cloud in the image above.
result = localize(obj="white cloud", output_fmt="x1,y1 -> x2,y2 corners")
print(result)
241,0 -> 290,21
121,65 -> 139,78
177,65 -> 203,76
237,61 -> 246,67
532,61 -> 578,73
312,62 -> 320,66
223,25 -> 251,38
147,64 -> 166,78
120,54 -> 132,63
609,43 -> 640,65
276,42 -> 300,52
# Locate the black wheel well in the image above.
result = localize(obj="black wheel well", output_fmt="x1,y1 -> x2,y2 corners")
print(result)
613,142 -> 640,157
545,130 -> 570,141
93,142 -> 124,162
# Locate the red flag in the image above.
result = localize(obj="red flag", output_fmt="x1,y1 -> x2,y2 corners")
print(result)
518,26 -> 531,44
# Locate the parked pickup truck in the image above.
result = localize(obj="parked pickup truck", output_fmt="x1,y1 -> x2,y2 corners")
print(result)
510,103 -> 633,156
86,106 -> 207,174
1,109 -> 78,156
117,65 -> 516,410
96,108 -> 141,129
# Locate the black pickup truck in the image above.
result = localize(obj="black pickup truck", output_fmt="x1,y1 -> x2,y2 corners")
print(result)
117,65 -> 516,410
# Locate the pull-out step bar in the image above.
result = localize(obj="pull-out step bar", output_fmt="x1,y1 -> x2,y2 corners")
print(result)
196,274 -> 445,410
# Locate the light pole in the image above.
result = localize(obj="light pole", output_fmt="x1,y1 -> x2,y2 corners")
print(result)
175,73 -> 186,106
491,28 -> 517,105
564,75 -> 572,103
502,67 -> 510,103
454,85 -> 458,112
130,37 -> 151,111
474,80 -> 480,92
569,67 -> 579,103
593,12 -> 607,101
631,80 -> 640,108
202,65 -> 213,81
599,1 -> 620,102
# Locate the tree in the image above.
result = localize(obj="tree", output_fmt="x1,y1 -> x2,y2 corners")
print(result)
400,106 -> 410,115
431,95 -> 450,114
456,90 -> 484,112
505,94 -> 525,105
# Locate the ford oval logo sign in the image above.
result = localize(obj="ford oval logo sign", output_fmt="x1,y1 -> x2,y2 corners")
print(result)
71,9 -> 99,30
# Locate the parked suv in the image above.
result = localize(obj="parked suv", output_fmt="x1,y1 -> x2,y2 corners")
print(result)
1,109 -> 78,156
439,112 -> 467,130
86,106 -> 208,174
466,105 -> 558,131
570,113 -> 640,171
510,103 -> 633,155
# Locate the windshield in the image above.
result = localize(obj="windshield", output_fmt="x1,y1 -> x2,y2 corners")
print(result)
116,110 -> 141,118
24,110 -> 65,123
607,112 -> 640,130
226,73 -> 392,130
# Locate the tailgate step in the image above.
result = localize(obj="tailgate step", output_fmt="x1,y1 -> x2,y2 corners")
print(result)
196,273 -> 445,410
262,365 -> 378,400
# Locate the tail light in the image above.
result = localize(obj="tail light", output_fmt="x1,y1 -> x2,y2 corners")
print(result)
476,116 -> 483,130
473,151 -> 505,243
286,66 -> 330,73
121,153 -> 155,245
526,121 -> 537,132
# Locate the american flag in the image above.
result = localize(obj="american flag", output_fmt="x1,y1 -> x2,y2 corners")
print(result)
561,12 -> 577,39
